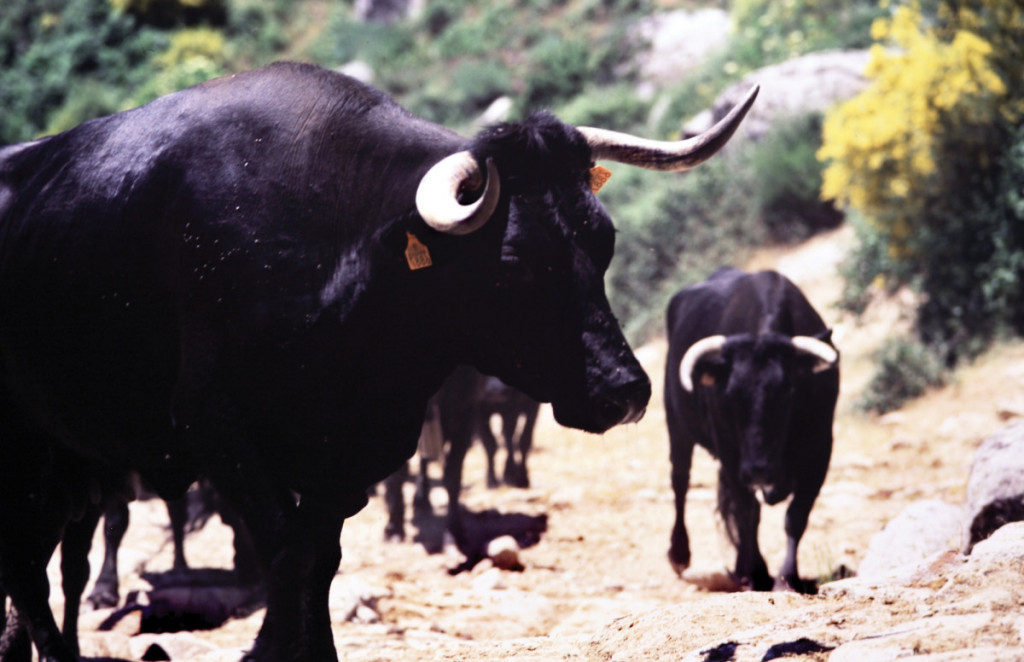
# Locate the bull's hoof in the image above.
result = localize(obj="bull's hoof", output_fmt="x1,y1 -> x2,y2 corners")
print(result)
504,466 -> 530,488
774,575 -> 818,595
382,523 -> 405,543
681,568 -> 744,592
242,636 -> 338,662
667,549 -> 690,577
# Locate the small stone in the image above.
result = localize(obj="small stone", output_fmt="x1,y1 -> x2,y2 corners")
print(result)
487,535 -> 522,571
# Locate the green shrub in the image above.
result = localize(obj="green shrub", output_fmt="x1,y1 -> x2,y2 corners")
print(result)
0,0 -> 165,144
603,149 -> 764,342
520,36 -> 590,113
43,83 -> 124,134
432,4 -> 516,60
749,112 -> 842,243
601,110 -> 842,344
732,0 -> 884,68
553,85 -> 650,130
858,336 -> 946,414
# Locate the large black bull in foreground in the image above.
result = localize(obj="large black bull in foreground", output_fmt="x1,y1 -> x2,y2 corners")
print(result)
664,268 -> 839,593
0,62 -> 756,661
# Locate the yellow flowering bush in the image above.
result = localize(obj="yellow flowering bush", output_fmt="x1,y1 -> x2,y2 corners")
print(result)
820,0 -> 1024,388
818,1 -> 1017,255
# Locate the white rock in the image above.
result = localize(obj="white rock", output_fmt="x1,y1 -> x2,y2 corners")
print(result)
856,500 -> 962,581
487,535 -> 522,570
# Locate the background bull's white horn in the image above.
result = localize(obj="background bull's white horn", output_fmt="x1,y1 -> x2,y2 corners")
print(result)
791,336 -> 839,372
416,153 -> 501,235
577,85 -> 759,172
679,335 -> 727,392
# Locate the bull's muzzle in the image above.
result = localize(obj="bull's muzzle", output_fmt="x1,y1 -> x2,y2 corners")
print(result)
591,375 -> 651,432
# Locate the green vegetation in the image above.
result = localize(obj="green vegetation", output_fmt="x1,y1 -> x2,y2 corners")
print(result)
819,0 -> 1024,411
857,335 -> 946,414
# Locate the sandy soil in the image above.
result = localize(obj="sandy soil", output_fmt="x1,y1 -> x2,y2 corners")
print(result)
48,225 -> 1024,660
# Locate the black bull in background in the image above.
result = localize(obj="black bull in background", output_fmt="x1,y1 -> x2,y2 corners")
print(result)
664,268 -> 839,593
382,366 -> 542,570
0,61 -> 757,661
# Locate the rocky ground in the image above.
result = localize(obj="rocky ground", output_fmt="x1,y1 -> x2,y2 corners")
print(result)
51,225 -> 1024,660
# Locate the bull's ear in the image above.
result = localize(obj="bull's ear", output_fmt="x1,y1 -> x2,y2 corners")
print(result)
679,335 -> 726,391
694,356 -> 728,389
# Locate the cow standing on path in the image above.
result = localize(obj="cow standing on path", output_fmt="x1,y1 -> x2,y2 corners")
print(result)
0,62 -> 756,661
664,268 -> 839,593
382,365 -> 542,567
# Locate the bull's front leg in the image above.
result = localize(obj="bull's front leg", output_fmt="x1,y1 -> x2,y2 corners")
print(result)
382,462 -> 409,542
215,480 -> 350,662
86,497 -> 129,609
718,474 -> 771,591
778,477 -> 824,593
667,442 -> 695,575
59,504 -> 103,656
0,430 -> 76,662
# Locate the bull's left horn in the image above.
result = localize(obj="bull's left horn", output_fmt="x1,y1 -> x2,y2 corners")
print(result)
416,152 -> 501,235
679,335 -> 727,392
577,85 -> 759,172
791,336 -> 839,372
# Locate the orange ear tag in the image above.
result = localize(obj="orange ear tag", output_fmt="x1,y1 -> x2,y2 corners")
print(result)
590,166 -> 613,193
405,232 -> 433,270
700,372 -> 716,387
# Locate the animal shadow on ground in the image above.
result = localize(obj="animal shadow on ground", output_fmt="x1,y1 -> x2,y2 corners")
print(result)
98,568 -> 265,635
405,498 -> 548,574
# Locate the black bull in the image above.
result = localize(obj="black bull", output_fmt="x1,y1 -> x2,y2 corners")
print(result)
0,62 -> 756,661
664,268 -> 839,592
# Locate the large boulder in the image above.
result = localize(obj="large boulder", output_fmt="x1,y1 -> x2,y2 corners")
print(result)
962,420 -> 1024,553
685,49 -> 871,142
856,499 -> 963,581
630,9 -> 732,89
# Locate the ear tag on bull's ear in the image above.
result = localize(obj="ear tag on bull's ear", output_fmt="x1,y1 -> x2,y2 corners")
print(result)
700,372 -> 716,387
405,232 -> 433,270
589,165 -> 612,193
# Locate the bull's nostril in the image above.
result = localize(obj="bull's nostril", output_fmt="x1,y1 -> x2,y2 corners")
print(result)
598,398 -> 628,426
592,377 -> 651,429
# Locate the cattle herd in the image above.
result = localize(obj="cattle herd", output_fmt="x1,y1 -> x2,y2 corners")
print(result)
0,61 -> 843,662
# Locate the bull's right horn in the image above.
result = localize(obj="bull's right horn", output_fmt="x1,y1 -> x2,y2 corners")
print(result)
577,85 -> 759,172
416,152 -> 501,235
679,335 -> 727,392
791,336 -> 839,372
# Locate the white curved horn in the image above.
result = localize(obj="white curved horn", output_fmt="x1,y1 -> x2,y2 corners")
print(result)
679,335 -> 727,392
791,336 -> 839,372
415,152 -> 501,235
577,85 -> 759,172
